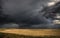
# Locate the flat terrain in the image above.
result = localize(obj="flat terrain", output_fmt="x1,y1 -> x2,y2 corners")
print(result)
0,29 -> 60,36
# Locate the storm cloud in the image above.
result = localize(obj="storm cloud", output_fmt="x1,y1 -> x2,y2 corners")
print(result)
0,0 -> 60,28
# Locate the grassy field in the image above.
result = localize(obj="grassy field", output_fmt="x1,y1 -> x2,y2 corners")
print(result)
0,32 -> 60,38
0,29 -> 60,38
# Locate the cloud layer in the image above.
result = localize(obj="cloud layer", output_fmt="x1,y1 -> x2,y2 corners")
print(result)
0,0 -> 60,28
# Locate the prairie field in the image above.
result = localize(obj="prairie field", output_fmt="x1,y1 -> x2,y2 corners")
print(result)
0,29 -> 60,38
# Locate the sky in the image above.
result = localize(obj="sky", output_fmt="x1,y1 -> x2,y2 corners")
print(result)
0,0 -> 60,28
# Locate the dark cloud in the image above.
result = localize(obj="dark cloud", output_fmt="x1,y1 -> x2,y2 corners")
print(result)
0,0 -> 60,28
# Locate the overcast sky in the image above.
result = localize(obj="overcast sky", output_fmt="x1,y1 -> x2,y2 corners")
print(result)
0,0 -> 60,28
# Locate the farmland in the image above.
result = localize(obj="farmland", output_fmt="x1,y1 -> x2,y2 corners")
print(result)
0,29 -> 60,38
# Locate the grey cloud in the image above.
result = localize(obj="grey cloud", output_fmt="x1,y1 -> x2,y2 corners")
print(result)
0,0 -> 60,28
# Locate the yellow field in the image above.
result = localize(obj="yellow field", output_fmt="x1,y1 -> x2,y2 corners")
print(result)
0,29 -> 60,36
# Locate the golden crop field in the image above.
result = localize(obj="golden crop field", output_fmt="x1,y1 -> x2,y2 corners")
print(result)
0,29 -> 60,36
0,29 -> 60,38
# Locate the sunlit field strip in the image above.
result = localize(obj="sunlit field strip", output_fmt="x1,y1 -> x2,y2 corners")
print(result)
0,29 -> 60,36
